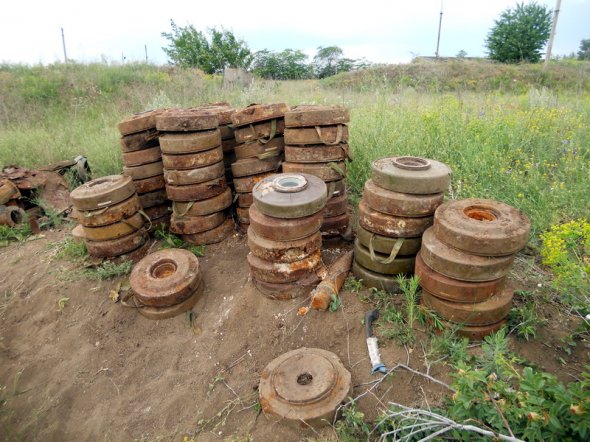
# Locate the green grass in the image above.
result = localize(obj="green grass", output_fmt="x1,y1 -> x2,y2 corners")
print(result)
1,62 -> 588,238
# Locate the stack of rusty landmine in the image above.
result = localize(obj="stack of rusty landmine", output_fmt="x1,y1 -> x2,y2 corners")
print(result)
0,179 -> 26,227
283,105 -> 350,237
118,109 -> 170,232
230,103 -> 289,233
248,173 -> 327,299
70,175 -> 149,261
157,109 -> 233,245
129,248 -> 204,319
416,199 -> 531,340
353,156 -> 451,292
188,102 -> 237,191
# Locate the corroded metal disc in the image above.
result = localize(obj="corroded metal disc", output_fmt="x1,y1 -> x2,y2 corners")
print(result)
415,253 -> 506,303
352,260 -> 402,293
285,105 -> 349,127
433,318 -> 507,341
123,161 -> 164,180
420,227 -> 515,282
356,224 -> 422,256
231,156 -> 281,178
321,213 -> 350,237
82,211 -> 144,241
363,179 -> 444,217
234,137 -> 284,160
284,125 -> 349,146
163,161 -> 224,186
358,199 -> 432,238
248,227 -> 321,263
118,109 -> 165,136
252,273 -> 321,300
122,146 -> 162,167
165,178 -> 227,202
138,189 -> 168,209
130,248 -> 201,307
249,205 -> 323,241
72,194 -> 141,227
119,129 -> 159,153
172,187 -> 232,217
421,287 -> 513,326
85,229 -> 147,258
233,172 -> 276,193
354,239 -> 415,275
247,250 -> 322,283
159,129 -> 221,154
433,198 -> 531,257
182,218 -> 234,245
259,348 -> 352,427
70,175 -> 135,211
252,173 -> 327,219
282,161 -> 346,182
162,146 -> 223,170
156,109 -> 218,132
170,211 -> 225,235
231,103 -> 289,127
234,119 -> 285,144
371,156 -> 451,195
284,143 -> 349,163
135,280 -> 204,320
133,175 -> 166,193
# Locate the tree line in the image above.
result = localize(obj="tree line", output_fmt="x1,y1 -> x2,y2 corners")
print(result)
161,20 -> 369,79
161,3 -> 589,78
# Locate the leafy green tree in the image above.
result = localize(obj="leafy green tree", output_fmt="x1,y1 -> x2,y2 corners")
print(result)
313,46 -> 344,78
485,2 -> 552,63
161,20 -> 252,73
578,39 -> 590,60
252,49 -> 312,80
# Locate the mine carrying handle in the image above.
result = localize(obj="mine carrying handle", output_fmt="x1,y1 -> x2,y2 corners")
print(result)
365,309 -> 380,338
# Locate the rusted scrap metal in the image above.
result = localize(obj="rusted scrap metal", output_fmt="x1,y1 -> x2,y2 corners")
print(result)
310,250 -> 353,310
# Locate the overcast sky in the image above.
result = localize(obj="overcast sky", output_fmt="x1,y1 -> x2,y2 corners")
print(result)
1,0 -> 588,65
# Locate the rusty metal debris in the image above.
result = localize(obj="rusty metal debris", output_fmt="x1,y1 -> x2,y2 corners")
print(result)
259,348 -> 352,427
310,250 -> 353,310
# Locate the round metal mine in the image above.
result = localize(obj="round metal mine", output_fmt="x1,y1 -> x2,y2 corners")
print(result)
259,348 -> 351,426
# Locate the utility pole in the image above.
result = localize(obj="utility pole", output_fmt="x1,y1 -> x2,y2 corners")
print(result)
121,52 -> 125,64
544,0 -> 561,68
145,44 -> 148,64
435,0 -> 443,58
61,27 -> 68,64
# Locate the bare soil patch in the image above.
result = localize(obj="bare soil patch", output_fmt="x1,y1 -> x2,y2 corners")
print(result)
0,230 -> 586,441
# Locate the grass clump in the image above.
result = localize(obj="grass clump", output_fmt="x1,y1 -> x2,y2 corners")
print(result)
84,260 -> 133,280
154,226 -> 205,257
54,236 -> 88,261
0,224 -> 32,246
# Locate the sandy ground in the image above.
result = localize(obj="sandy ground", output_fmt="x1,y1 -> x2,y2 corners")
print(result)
0,229 -> 586,441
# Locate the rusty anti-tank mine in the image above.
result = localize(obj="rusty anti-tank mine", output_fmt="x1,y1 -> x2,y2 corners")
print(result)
259,348 -> 352,427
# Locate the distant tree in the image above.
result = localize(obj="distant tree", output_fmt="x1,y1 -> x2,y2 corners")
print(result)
313,46 -> 344,78
312,46 -> 365,78
252,49 -> 312,80
485,2 -> 551,63
578,39 -> 590,60
161,20 -> 252,73
456,49 -> 467,58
